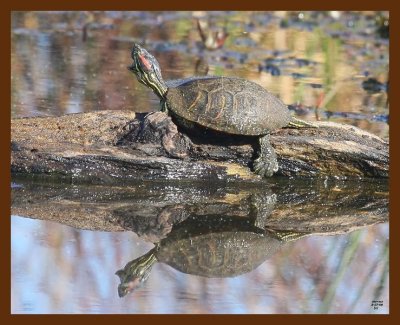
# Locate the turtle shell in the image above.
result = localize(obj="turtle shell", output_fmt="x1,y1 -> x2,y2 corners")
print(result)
165,76 -> 291,136
155,230 -> 283,277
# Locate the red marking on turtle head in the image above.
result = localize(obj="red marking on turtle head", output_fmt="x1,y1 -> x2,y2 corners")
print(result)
139,54 -> 152,71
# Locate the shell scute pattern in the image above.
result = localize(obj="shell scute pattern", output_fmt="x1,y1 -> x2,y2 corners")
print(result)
166,76 -> 291,135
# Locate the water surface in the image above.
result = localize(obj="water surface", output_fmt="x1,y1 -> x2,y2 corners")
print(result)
11,178 -> 389,314
11,215 -> 388,314
11,11 -> 389,137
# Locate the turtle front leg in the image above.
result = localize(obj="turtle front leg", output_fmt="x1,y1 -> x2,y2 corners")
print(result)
253,134 -> 278,177
161,117 -> 189,159
161,100 -> 168,113
140,111 -> 189,159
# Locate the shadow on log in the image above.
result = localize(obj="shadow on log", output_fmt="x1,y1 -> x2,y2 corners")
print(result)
11,110 -> 388,183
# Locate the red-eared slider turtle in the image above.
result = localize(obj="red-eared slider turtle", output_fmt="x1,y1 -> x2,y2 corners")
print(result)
115,213 -> 309,297
128,43 -> 316,177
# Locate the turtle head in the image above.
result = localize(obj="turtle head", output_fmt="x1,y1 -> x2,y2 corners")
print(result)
115,248 -> 158,297
128,43 -> 168,99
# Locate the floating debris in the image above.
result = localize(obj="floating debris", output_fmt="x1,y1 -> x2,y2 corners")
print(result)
323,110 -> 389,124
265,64 -> 281,76
375,15 -> 389,39
362,78 -> 387,93
196,18 -> 229,50
291,72 -> 307,79
309,83 -> 323,89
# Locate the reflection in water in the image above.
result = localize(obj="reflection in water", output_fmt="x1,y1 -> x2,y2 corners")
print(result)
116,194 -> 309,297
196,18 -> 229,50
116,218 -> 309,297
11,177 -> 389,313
11,216 -> 389,314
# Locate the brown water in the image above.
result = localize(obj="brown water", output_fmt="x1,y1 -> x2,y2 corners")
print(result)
11,11 -> 389,314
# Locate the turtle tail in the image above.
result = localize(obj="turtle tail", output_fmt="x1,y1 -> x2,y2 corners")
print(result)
267,229 -> 311,242
287,116 -> 318,128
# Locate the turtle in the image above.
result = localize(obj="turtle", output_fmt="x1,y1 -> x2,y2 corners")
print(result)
115,193 -> 310,297
128,43 -> 316,177
115,213 -> 309,297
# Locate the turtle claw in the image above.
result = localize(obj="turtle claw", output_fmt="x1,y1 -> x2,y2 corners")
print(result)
253,134 -> 279,178
253,156 -> 278,177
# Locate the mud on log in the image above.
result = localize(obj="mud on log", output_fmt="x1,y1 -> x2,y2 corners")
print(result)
11,110 -> 388,183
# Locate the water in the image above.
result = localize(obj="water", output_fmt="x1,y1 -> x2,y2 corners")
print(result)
11,178 -> 389,314
11,215 -> 388,314
11,11 -> 389,138
11,11 -> 389,314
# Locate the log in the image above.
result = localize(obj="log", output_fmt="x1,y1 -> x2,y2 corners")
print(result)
11,110 -> 389,183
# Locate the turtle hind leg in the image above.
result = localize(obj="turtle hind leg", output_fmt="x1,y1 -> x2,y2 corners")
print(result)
253,134 -> 278,177
287,116 -> 318,128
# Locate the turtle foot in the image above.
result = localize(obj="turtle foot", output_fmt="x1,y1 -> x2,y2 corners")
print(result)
160,115 -> 189,159
250,193 -> 277,228
253,155 -> 278,177
253,134 -> 278,178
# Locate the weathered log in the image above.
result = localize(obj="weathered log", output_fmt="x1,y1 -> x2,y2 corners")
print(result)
11,110 -> 388,183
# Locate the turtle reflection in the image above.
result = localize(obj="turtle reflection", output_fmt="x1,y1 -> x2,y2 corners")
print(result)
116,194 -> 309,297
